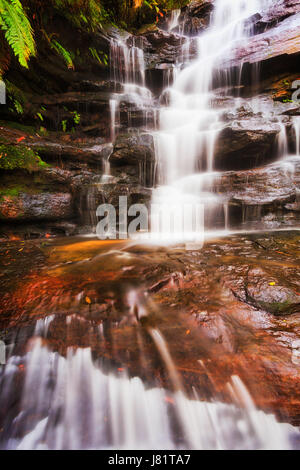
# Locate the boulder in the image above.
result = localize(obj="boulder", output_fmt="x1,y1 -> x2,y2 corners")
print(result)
214,120 -> 281,170
143,29 -> 187,69
110,133 -> 155,166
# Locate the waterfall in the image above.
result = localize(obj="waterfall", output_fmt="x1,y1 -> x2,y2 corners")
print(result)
151,0 -> 273,242
0,338 -> 295,450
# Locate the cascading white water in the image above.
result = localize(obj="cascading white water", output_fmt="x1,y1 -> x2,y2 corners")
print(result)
109,98 -> 118,142
151,0 -> 273,241
168,9 -> 181,31
0,337 -> 296,450
110,37 -> 145,86
109,37 -> 155,144
277,122 -> 288,158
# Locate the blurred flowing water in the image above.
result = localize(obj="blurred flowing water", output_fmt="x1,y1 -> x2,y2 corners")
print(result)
0,330 -> 297,450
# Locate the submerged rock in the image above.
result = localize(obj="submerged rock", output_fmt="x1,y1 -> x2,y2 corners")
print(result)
246,267 -> 300,315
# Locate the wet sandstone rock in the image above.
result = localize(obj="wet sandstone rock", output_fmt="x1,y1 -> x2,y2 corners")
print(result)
0,192 -> 73,222
214,120 -> 281,170
215,159 -> 300,207
110,133 -> 155,187
110,133 -> 155,166
221,14 -> 300,84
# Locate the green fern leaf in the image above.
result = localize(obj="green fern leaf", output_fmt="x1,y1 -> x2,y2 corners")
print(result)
0,0 -> 35,68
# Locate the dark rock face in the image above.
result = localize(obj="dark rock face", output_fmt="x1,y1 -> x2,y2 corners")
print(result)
143,29 -> 187,69
110,133 -> 155,187
179,0 -> 214,35
110,133 -> 155,166
214,120 -> 281,170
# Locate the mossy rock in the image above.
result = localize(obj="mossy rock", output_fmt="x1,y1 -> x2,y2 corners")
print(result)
0,145 -> 48,171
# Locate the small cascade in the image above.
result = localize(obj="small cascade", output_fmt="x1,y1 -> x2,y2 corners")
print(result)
163,66 -> 179,89
109,36 -> 156,146
168,9 -> 181,31
277,121 -> 288,158
293,116 -> 300,156
110,37 -> 145,86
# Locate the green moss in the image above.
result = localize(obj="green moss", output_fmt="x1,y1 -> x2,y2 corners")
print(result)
0,145 -> 49,171
0,187 -> 20,198
0,183 -> 43,200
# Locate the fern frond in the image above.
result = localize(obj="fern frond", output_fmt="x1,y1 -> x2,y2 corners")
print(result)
51,39 -> 74,69
0,0 -> 35,68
